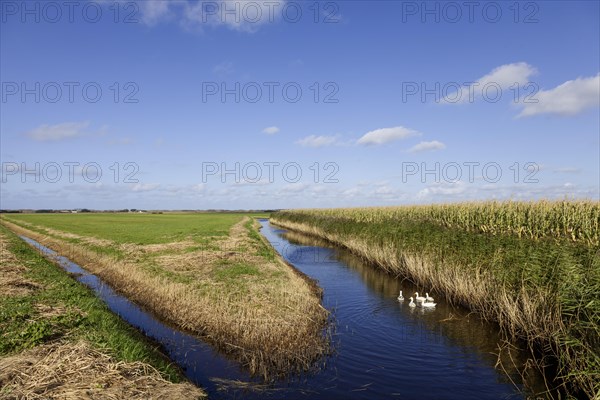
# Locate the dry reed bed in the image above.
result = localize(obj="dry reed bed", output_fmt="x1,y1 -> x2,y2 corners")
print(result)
0,233 -> 42,297
1,218 -> 329,379
271,200 -> 600,399
0,341 -> 204,399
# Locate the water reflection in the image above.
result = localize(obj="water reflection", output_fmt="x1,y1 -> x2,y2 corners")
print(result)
18,222 -> 558,400
20,236 -> 285,400
274,224 -> 556,399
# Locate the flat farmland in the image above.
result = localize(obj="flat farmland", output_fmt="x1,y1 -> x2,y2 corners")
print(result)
0,213 -> 329,379
2,213 -> 249,244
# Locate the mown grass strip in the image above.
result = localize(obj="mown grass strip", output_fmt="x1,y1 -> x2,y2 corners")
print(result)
0,223 -> 186,383
1,213 -> 329,380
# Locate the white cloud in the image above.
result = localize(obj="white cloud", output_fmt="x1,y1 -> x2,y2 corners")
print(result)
25,121 -> 89,142
373,180 -> 390,187
417,181 -> 467,198
182,0 -> 284,32
295,135 -> 338,148
262,126 -> 280,135
409,140 -> 446,153
279,183 -> 309,193
131,183 -> 160,192
369,185 -> 403,202
442,62 -> 537,104
137,1 -> 174,25
374,185 -> 394,195
130,0 -> 285,31
412,180 -> 600,203
517,73 -> 600,117
213,61 -> 235,77
232,178 -> 272,187
342,187 -> 362,197
357,126 -> 420,146
159,183 -> 206,196
191,183 -> 206,192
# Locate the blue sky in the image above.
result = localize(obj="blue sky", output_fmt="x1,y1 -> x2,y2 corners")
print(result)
1,0 -> 599,210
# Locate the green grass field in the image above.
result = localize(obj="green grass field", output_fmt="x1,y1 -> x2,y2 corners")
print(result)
4,213 -> 268,244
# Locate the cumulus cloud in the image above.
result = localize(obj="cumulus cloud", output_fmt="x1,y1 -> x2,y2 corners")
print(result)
442,62 -> 537,104
182,0 -> 285,32
373,185 -> 395,195
517,73 -> 600,117
137,1 -> 174,25
408,140 -> 446,153
262,126 -> 280,135
25,121 -> 90,142
129,0 -> 285,31
357,126 -> 420,146
295,135 -> 338,147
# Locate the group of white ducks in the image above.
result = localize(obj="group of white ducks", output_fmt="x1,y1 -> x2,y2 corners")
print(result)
397,290 -> 436,308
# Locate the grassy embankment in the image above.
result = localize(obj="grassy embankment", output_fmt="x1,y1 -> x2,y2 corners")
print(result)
0,223 -> 205,398
271,201 -> 600,399
0,213 -> 329,379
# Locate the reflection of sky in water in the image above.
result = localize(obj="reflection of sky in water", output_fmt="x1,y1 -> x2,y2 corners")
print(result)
20,224 -> 554,399
263,221 -> 553,399
20,236 -> 257,400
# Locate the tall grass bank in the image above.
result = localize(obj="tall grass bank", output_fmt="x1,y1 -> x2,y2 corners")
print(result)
271,201 -> 600,398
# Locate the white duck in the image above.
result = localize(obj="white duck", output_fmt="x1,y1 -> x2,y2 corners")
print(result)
397,290 -> 404,301
414,292 -> 426,302
421,301 -> 437,308
425,293 -> 434,302
408,297 -> 416,307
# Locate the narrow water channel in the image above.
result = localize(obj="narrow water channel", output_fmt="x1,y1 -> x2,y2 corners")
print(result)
258,220 -> 553,399
19,236 -> 258,399
20,220 -> 553,399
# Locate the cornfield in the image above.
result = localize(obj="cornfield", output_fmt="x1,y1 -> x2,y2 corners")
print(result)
271,200 -> 600,399
276,200 -> 600,246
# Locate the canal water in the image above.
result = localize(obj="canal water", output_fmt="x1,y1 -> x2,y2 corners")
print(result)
19,220 -> 552,399
258,220 -> 551,400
